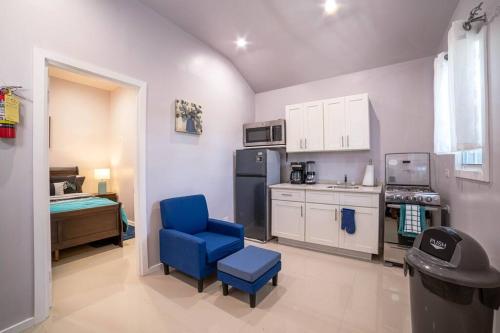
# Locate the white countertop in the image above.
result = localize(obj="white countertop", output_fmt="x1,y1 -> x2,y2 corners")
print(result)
269,183 -> 383,194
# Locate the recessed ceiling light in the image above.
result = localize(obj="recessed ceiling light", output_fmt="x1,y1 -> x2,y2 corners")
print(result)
235,37 -> 248,49
323,0 -> 340,15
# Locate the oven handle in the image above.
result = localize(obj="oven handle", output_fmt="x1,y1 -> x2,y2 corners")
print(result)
387,204 -> 440,211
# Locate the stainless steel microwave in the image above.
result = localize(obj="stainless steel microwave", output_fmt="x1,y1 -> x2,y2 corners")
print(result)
243,119 -> 286,147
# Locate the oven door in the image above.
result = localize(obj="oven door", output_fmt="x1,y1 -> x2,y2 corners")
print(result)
384,204 -> 435,247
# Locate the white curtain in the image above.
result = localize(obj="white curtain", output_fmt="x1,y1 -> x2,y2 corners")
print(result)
447,20 -> 487,151
434,52 -> 452,154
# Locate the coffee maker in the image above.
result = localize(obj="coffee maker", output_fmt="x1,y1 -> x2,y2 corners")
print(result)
289,162 -> 306,184
305,161 -> 317,184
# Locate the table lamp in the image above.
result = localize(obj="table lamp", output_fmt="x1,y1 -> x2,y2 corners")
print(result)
94,168 -> 111,194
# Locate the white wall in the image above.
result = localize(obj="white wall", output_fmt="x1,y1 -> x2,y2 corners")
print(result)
0,0 -> 254,330
49,77 -> 112,193
110,87 -> 137,220
255,57 -> 435,184
433,1 -> 500,330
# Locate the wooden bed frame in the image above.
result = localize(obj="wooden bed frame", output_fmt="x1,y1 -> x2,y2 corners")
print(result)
50,167 -> 123,261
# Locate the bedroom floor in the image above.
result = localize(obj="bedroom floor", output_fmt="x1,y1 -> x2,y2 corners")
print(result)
28,239 -> 411,333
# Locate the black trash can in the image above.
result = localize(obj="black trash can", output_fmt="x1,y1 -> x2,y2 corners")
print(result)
405,227 -> 500,333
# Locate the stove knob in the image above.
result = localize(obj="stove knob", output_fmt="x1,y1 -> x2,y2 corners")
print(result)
425,197 -> 432,203
405,195 -> 411,200
417,196 -> 423,202
396,195 -> 403,200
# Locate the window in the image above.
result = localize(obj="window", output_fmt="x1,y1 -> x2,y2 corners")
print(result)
434,20 -> 489,182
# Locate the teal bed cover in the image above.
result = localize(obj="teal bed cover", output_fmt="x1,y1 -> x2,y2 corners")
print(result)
50,197 -> 128,231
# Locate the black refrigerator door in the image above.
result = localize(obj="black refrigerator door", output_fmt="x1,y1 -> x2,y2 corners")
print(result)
235,176 -> 267,241
236,149 -> 266,177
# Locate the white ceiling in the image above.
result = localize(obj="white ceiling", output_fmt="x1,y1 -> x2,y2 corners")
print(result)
140,0 -> 458,93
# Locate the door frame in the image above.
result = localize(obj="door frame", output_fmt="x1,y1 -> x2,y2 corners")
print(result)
33,48 -> 148,324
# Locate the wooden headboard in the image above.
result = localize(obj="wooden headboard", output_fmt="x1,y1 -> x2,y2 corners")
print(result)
50,167 -> 79,177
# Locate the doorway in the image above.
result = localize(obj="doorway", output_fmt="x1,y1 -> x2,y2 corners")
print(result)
33,48 -> 148,325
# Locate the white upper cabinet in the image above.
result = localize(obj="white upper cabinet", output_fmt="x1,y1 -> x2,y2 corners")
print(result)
286,102 -> 324,152
303,101 -> 324,151
323,97 -> 346,150
344,94 -> 370,150
286,93 -> 370,153
285,104 -> 304,152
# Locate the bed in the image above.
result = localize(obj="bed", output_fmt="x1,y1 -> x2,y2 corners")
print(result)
50,167 -> 125,261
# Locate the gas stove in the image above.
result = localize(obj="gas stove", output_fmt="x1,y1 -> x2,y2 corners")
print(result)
384,185 -> 441,206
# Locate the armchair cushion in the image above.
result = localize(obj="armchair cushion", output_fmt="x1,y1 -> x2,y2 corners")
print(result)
160,194 -> 208,234
207,218 -> 244,239
193,231 -> 244,264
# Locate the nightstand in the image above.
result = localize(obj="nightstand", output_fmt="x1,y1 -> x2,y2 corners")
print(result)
94,192 -> 118,202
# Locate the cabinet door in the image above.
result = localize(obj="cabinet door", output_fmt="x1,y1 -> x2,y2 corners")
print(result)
303,101 -> 324,151
323,97 -> 346,150
345,94 -> 370,150
305,203 -> 340,247
272,200 -> 305,241
285,104 -> 304,152
339,206 -> 379,254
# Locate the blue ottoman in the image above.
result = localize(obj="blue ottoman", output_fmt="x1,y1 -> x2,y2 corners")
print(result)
217,245 -> 281,308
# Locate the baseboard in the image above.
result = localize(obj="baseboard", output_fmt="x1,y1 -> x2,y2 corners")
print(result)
146,262 -> 162,274
277,238 -> 373,261
0,317 -> 35,333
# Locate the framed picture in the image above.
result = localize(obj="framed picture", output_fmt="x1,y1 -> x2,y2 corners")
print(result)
175,99 -> 203,135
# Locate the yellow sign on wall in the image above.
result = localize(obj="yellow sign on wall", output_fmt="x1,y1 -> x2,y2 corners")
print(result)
4,94 -> 20,123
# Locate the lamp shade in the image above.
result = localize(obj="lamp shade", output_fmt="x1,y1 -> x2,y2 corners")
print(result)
94,168 -> 111,180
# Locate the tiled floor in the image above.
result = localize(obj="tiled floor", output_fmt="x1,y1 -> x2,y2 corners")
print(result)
28,239 -> 411,333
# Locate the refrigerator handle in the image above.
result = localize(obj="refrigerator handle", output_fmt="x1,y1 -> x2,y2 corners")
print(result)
301,205 -> 303,217
335,208 -> 338,221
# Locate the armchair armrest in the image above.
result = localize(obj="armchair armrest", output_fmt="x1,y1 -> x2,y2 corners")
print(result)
207,218 -> 244,239
159,229 -> 207,279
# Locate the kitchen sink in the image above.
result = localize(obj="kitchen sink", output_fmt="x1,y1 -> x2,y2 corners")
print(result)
332,185 -> 359,189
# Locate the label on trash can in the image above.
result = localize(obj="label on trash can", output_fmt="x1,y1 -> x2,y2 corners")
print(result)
420,228 -> 462,262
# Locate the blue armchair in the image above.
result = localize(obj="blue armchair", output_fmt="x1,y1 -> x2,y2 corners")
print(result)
159,194 -> 244,292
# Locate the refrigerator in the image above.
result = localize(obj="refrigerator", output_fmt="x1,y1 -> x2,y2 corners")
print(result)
235,149 -> 280,242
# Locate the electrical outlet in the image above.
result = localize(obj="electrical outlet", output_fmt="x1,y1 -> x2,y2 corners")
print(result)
444,169 -> 450,178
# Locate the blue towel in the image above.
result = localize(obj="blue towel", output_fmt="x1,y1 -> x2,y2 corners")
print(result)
341,208 -> 356,234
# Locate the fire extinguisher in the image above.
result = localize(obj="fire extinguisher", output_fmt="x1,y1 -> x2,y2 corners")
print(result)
0,87 -> 20,139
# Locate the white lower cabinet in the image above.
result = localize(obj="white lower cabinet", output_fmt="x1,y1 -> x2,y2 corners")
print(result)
271,188 -> 380,256
272,200 -> 305,241
305,203 -> 340,247
338,206 -> 379,254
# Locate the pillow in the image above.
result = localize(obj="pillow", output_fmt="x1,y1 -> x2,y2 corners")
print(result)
53,182 -> 65,196
75,176 -> 85,193
50,175 -> 78,194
